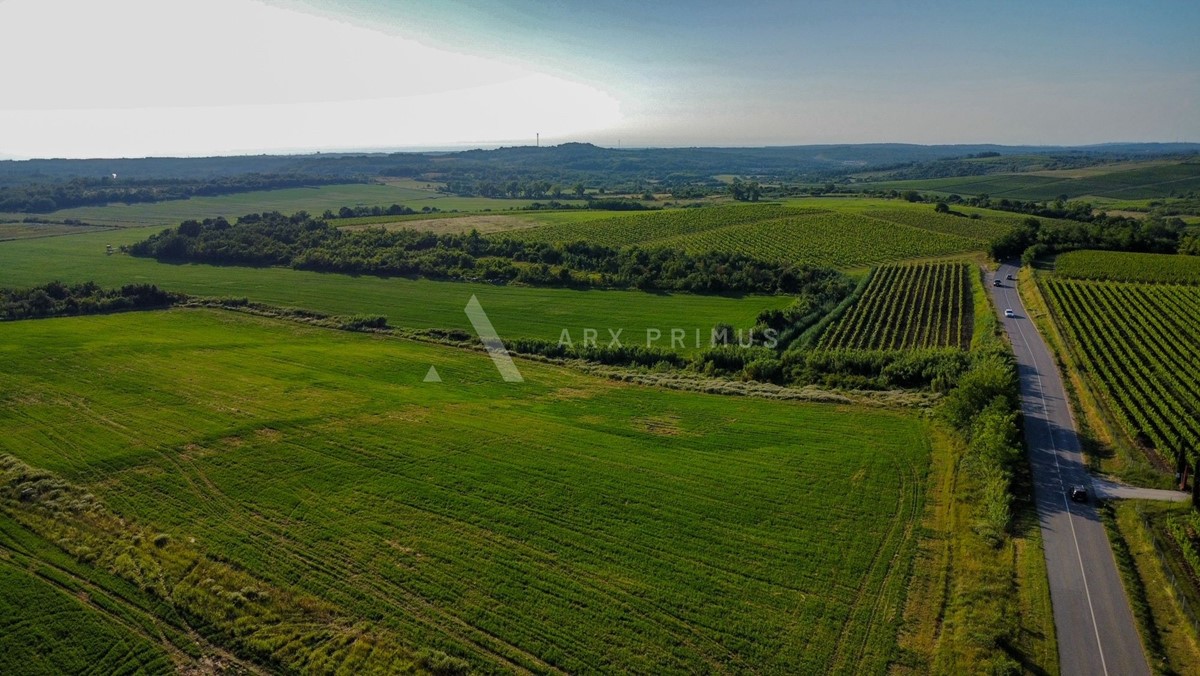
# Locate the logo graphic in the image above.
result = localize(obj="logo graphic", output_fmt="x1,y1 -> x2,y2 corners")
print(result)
427,295 -> 523,383
465,295 -> 524,382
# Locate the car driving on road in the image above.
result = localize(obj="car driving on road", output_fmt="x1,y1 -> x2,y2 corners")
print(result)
1004,309 -> 1016,318
1070,485 -> 1089,503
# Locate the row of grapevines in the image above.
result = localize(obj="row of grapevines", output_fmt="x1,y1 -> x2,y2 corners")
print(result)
860,209 -> 1009,242
817,262 -> 972,350
1044,278 -> 1200,464
1055,250 -> 1200,285
1165,512 -> 1200,581
654,213 -> 979,268
507,204 -> 810,247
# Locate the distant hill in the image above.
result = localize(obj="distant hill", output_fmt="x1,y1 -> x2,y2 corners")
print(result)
2,142 -> 1197,186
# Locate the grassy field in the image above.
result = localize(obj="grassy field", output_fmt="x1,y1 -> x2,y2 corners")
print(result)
0,222 -> 114,241
0,182 -> 586,229
1055,250 -> 1200,285
819,262 -> 973,350
0,308 -> 934,673
0,227 -> 787,348
865,161 -> 1200,201
0,512 -> 178,675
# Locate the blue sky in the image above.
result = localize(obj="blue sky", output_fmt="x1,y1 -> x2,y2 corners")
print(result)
1,0 -> 1196,157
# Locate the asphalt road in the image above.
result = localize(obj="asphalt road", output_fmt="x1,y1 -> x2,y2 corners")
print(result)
989,263 -> 1149,676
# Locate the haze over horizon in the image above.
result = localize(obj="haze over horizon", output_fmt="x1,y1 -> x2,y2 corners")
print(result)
2,0 -> 1197,159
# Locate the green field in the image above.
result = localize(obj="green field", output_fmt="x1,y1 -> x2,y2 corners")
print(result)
0,227 -> 786,348
0,222 -> 114,241
1055,250 -> 1200,285
0,182 -> 586,229
1043,278 -> 1200,461
0,308 -> 933,673
865,161 -> 1200,201
819,262 -> 973,350
0,515 -> 177,675
504,201 -> 1005,268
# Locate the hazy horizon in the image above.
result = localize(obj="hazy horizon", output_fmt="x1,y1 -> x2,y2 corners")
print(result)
2,0 -> 1197,159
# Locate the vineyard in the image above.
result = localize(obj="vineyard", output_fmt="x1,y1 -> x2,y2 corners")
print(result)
818,262 -> 974,350
860,209 -> 1010,241
1043,278 -> 1200,464
1055,250 -> 1200,285
509,204 -> 804,247
509,204 -> 984,268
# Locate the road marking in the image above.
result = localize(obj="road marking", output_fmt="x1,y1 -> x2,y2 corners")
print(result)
998,268 -> 1110,676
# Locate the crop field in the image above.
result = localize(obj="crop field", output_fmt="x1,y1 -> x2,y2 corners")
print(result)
1043,278 -> 1200,459
866,161 -> 1200,201
859,209 -> 1010,241
507,203 -> 988,268
0,309 -> 933,673
0,227 -> 786,349
508,203 -> 804,247
0,182 -> 585,229
1055,250 -> 1200,285
0,511 -> 181,675
819,262 -> 973,350
0,222 -> 114,241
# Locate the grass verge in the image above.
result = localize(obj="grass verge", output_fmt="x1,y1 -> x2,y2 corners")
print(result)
1019,264 -> 1168,487
1107,502 -> 1200,675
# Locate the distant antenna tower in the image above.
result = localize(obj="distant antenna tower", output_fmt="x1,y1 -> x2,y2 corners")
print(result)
536,133 -> 540,147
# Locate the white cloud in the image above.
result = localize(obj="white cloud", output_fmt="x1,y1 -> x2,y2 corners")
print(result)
0,0 -> 621,157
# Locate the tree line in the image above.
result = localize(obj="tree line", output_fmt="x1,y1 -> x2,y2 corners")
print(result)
988,214 -> 1192,262
1,282 -> 181,320
127,211 -> 840,294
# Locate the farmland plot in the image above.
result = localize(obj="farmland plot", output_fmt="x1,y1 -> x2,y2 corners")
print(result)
0,308 -> 933,674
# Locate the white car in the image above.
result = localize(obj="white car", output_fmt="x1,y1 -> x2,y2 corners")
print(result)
1004,309 -> 1016,318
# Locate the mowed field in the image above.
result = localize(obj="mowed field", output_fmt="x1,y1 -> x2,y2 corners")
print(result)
865,161 -> 1200,201
0,222 -> 115,241
0,182 -> 586,229
0,227 -> 787,348
0,309 -> 933,673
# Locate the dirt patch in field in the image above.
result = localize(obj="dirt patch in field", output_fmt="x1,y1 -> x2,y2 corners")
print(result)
341,214 -> 537,235
636,414 -> 685,436
1097,209 -> 1148,220
255,428 -> 282,443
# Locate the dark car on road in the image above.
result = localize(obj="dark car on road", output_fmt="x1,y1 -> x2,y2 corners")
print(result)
1070,485 -> 1089,503
993,279 -> 1003,287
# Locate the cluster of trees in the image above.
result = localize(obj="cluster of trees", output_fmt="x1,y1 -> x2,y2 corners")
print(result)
322,204 -> 416,219
0,174 -> 354,213
984,196 -> 1099,221
1,282 -> 181,320
989,215 -> 1192,262
127,211 -> 837,294
727,178 -> 762,202
440,179 -> 588,200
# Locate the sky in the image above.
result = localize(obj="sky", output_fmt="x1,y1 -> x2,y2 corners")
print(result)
0,0 -> 1197,158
